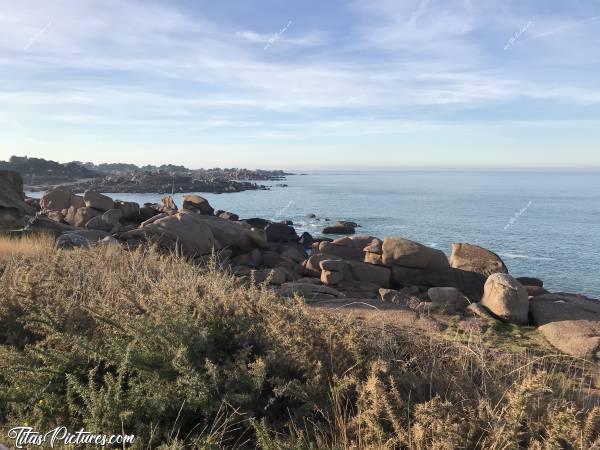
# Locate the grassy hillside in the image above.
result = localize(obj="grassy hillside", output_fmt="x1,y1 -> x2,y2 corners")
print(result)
0,234 -> 599,449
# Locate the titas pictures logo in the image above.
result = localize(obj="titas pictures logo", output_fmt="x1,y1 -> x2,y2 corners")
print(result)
6,426 -> 135,448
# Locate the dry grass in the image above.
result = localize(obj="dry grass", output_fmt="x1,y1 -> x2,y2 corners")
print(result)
0,236 -> 599,449
0,231 -> 55,262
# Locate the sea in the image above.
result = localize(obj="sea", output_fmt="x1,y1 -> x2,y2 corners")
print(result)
28,171 -> 600,297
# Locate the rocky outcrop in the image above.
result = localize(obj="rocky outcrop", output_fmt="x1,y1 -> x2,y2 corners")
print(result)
479,273 -> 529,325
183,194 -> 214,215
450,243 -> 508,277
0,170 -> 32,230
531,293 -> 600,359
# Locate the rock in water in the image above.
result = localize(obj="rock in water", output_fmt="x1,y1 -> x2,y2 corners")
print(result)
322,224 -> 355,235
382,237 -> 449,270
182,194 -> 214,215
480,273 -> 529,325
450,243 -> 508,277
531,293 -> 600,359
0,170 -> 33,230
83,190 -> 115,212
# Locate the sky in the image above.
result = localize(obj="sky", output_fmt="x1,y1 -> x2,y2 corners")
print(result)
0,0 -> 599,170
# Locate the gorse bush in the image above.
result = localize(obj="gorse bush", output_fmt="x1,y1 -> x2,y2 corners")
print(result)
0,241 -> 599,448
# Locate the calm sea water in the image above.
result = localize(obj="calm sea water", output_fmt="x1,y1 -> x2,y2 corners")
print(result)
29,171 -> 600,297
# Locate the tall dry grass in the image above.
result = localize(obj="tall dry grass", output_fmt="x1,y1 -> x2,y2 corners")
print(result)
0,237 -> 599,449
0,231 -> 55,262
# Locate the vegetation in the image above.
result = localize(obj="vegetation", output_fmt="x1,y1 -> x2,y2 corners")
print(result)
0,234 -> 599,449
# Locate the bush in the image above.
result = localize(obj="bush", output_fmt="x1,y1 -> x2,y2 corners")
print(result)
0,243 -> 599,448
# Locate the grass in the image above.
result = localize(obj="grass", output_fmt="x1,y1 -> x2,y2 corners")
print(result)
0,231 -> 55,262
0,237 -> 599,449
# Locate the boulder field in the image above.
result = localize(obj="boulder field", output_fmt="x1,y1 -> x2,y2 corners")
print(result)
2,173 -> 599,362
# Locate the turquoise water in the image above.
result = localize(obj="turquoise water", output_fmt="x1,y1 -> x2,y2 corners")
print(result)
29,171 -> 600,297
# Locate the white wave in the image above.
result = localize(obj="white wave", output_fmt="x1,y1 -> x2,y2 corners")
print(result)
498,252 -> 554,261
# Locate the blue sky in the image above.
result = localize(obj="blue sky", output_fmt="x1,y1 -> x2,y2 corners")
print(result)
0,0 -> 599,169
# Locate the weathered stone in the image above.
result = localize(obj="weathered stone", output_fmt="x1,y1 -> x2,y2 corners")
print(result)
382,237 -> 449,270
531,293 -> 600,359
450,243 -> 508,277
83,190 -> 114,212
182,194 -> 213,215
480,273 -> 529,325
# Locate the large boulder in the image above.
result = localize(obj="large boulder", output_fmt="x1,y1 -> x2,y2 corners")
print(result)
0,170 -> 32,230
83,190 -> 114,212
450,243 -> 508,277
40,188 -> 72,211
391,266 -> 486,301
480,273 -> 529,325
382,237 -> 449,270
265,223 -> 298,243
182,194 -> 214,215
530,293 -> 600,359
120,212 -> 220,257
